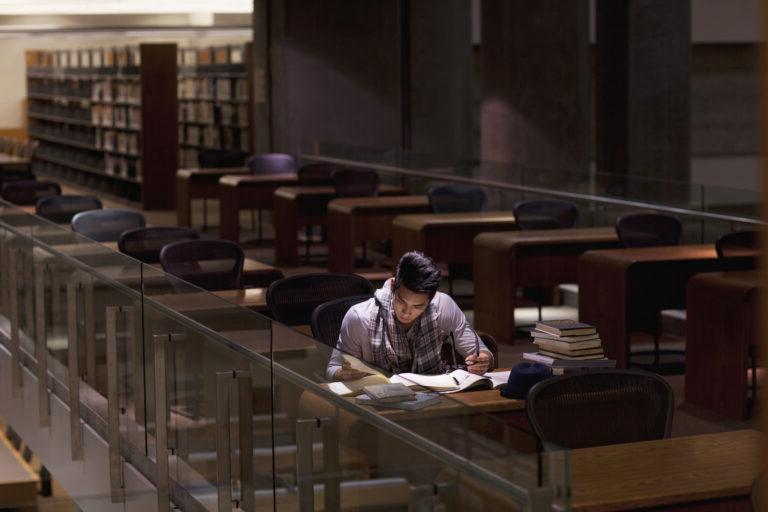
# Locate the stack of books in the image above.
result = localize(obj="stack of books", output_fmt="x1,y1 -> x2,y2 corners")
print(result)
523,320 -> 616,374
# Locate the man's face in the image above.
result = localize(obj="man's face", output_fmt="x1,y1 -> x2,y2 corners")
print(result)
393,283 -> 430,328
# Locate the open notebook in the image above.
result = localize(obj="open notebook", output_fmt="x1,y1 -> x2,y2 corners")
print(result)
327,356 -> 510,396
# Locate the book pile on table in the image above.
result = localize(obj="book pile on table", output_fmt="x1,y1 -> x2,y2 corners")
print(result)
523,320 -> 616,374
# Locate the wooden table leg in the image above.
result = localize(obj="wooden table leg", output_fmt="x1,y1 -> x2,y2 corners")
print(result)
219,182 -> 241,243
274,193 -> 300,266
327,208 -> 355,273
176,173 -> 192,227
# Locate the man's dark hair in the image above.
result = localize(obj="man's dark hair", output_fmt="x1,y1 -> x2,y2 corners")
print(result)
393,251 -> 441,297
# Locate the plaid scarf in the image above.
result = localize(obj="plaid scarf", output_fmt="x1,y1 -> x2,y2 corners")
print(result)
370,281 -> 445,374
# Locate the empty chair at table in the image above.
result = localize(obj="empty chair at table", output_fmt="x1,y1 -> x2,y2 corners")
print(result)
71,208 -> 146,242
513,199 -> 578,230
35,195 -> 102,224
526,369 -> 673,449
197,148 -> 249,168
614,212 -> 684,368
297,162 -> 338,186
428,184 -> 486,213
2,180 -> 60,206
118,226 -> 200,263
614,212 -> 682,248
160,239 -> 245,291
248,153 -> 296,174
427,185 -> 487,295
268,273 -> 374,326
310,294 -> 374,347
332,168 -> 379,198
716,230 -> 760,258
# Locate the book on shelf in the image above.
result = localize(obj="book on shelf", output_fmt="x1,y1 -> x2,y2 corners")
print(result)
355,392 -> 442,411
535,320 -> 596,337
326,356 -> 510,396
530,330 -> 600,343
523,352 -> 616,368
532,337 -> 602,352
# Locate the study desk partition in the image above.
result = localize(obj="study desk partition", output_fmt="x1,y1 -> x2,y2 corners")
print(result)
218,173 -> 300,243
390,211 -> 518,267
327,195 -> 431,273
175,166 -> 249,227
569,429 -> 761,511
685,271 -> 759,420
273,185 -> 406,266
473,227 -> 620,345
578,245 -> 756,368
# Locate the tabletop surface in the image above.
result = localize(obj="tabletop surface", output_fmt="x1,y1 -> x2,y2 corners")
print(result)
177,166 -> 249,177
570,429 -> 762,511
581,244 -> 718,264
393,211 -> 517,228
475,227 -> 618,247
219,172 -> 299,186
328,195 -> 429,213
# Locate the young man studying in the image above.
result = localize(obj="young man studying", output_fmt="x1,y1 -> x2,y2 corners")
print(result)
327,251 -> 494,381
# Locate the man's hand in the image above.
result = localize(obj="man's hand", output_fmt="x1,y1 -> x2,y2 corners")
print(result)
334,359 -> 371,381
464,351 -> 491,375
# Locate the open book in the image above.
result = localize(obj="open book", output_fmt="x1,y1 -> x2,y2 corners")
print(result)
327,356 -> 510,396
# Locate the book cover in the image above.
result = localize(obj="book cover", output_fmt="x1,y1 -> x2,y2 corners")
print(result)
355,392 -> 442,410
530,331 -> 600,343
537,349 -> 606,360
363,383 -> 416,403
533,338 -> 603,352
535,320 -> 596,336
523,352 -> 616,368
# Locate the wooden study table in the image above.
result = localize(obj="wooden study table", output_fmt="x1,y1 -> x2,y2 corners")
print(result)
473,227 -> 620,345
273,185 -> 406,266
147,288 -> 269,313
569,429 -> 761,511
391,211 -> 518,267
218,173 -> 300,242
578,245 -> 755,368
0,435 -> 38,511
685,271 -> 759,420
327,195 -> 431,273
175,166 -> 249,227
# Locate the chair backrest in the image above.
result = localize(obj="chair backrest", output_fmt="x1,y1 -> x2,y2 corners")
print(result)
513,199 -> 579,230
118,226 -> 200,263
428,184 -> 487,213
440,330 -> 499,371
247,153 -> 296,175
198,149 -> 249,168
715,230 -> 760,258
331,169 -> 380,198
71,208 -> 146,242
159,239 -> 245,291
268,273 -> 375,326
614,213 -> 682,248
310,294 -> 373,347
526,369 -> 674,450
1,180 -> 61,206
35,195 -> 102,224
297,162 -> 338,186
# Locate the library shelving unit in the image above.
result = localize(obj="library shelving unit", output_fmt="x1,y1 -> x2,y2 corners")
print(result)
177,43 -> 254,168
26,44 -> 178,209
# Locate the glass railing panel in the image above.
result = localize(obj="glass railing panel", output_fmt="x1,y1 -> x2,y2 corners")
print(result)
141,275 -> 275,511
270,322 -> 567,511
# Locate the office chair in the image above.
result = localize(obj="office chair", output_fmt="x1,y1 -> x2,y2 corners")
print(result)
715,230 -> 760,258
197,149 -> 249,168
247,152 -> 296,175
71,208 -> 146,242
267,273 -> 374,326
513,199 -> 579,230
117,226 -> 200,263
427,184 -> 487,296
310,294 -> 374,347
526,369 -> 674,450
428,184 -> 487,213
331,168 -> 379,198
159,239 -> 245,291
614,213 -> 682,248
297,162 -> 338,186
35,195 -> 102,224
2,180 -> 60,206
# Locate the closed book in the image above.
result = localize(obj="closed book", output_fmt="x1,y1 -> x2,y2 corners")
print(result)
537,349 -> 605,360
523,352 -> 616,368
355,392 -> 442,410
533,338 -> 603,352
363,383 -> 416,403
535,320 -> 596,337
531,331 -> 600,343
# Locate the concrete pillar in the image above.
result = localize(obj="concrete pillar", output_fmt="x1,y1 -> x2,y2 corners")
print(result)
595,0 -> 691,201
480,0 -> 590,172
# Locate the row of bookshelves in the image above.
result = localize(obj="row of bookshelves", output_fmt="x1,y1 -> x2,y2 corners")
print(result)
28,80 -> 141,103
34,159 -> 142,203
35,142 -> 141,181
31,123 -> 141,158
179,101 -> 248,126
178,76 -> 248,102
27,47 -> 142,70
179,125 -> 249,153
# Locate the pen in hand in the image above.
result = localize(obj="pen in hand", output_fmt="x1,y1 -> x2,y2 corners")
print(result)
452,376 -> 460,386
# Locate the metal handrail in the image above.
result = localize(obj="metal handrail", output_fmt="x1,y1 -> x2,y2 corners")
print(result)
300,153 -> 763,226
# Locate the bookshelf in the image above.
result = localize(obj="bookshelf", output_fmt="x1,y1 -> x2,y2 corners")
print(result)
26,44 -> 178,209
177,43 -> 254,168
